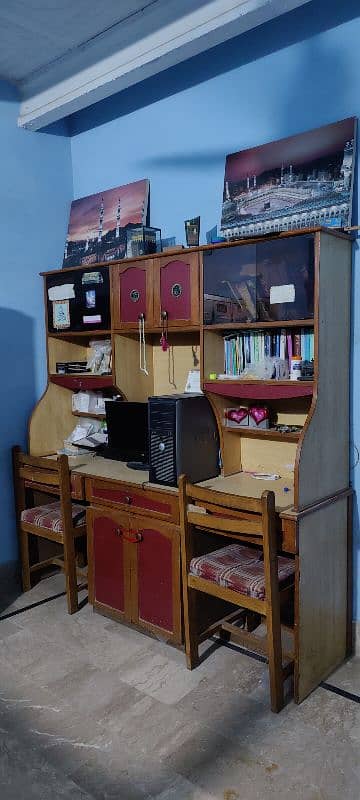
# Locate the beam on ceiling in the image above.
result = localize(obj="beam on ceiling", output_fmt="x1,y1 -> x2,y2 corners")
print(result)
18,0 -> 311,130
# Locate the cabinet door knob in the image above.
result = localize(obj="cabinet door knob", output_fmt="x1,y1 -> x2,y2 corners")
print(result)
114,527 -> 122,537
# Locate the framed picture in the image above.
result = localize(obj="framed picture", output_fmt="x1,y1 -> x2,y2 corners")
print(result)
53,299 -> 70,330
221,118 -> 357,239
63,179 -> 150,267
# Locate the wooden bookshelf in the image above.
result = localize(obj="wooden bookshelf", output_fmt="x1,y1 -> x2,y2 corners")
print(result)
203,319 -> 314,330
222,425 -> 302,443
204,380 -> 313,399
72,410 -> 106,420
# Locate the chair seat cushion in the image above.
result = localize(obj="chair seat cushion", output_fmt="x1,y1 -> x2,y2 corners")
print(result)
189,543 -> 295,600
21,501 -> 86,533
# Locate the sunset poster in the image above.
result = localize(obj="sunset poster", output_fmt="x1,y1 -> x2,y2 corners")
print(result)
63,179 -> 149,267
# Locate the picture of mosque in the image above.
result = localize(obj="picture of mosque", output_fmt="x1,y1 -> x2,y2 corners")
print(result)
220,118 -> 356,239
63,179 -> 149,268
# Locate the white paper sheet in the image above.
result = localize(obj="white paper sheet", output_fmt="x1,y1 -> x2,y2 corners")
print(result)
48,284 -> 75,301
270,283 -> 295,305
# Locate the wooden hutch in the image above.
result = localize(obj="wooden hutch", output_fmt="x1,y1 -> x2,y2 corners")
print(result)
28,228 -> 352,703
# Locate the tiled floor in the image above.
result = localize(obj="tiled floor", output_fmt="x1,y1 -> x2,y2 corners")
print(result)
0,573 -> 359,799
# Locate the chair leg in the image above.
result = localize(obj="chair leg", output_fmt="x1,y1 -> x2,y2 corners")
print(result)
184,585 -> 199,669
266,605 -> 284,713
19,530 -> 31,592
63,537 -> 78,615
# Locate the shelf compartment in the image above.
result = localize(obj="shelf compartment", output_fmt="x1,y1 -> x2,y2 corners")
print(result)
49,330 -> 111,339
203,319 -> 314,330
50,374 -> 114,391
223,425 -> 301,443
72,410 -> 106,420
204,380 -> 313,400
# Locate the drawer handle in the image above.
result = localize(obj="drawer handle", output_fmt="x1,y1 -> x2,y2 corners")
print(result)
114,527 -> 123,537
123,531 -> 143,543
124,496 -> 132,505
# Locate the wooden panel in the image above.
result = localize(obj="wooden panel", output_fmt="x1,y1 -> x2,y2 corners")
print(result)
113,332 -> 154,401
295,497 -> 348,703
29,383 -> 74,455
131,516 -> 181,644
241,437 -> 297,480
296,233 -> 351,508
281,518 -> 297,554
154,253 -> 199,327
86,478 -> 179,522
204,381 -> 313,399
199,472 -> 294,512
47,336 -> 88,375
136,524 -> 176,633
152,333 -> 200,395
90,507 -> 130,616
112,261 -> 154,329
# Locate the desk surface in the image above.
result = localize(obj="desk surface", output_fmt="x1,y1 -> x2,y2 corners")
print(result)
74,457 -> 294,511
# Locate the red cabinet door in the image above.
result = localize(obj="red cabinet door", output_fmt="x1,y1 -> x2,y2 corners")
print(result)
91,509 -> 129,615
131,517 -> 181,642
154,254 -> 199,327
113,261 -> 154,328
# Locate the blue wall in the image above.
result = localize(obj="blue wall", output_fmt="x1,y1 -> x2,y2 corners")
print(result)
0,81 -> 73,571
69,0 -> 360,619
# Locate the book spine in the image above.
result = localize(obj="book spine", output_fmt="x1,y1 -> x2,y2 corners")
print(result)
294,332 -> 301,356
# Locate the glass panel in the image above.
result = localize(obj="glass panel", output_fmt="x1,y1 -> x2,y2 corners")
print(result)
256,235 -> 314,322
203,244 -> 257,324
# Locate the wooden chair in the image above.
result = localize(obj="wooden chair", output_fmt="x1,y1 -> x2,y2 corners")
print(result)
179,476 -> 295,712
12,446 -> 87,614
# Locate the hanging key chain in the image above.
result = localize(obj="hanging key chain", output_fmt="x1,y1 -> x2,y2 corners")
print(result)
160,310 -> 169,352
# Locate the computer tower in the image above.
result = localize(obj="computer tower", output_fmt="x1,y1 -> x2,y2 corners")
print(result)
148,394 -> 220,487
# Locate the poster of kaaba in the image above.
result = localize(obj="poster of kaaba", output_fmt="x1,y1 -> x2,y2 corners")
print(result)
220,118 -> 356,239
63,179 -> 149,267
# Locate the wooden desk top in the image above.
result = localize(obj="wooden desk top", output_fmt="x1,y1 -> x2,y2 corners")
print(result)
198,473 -> 294,512
74,457 -> 294,511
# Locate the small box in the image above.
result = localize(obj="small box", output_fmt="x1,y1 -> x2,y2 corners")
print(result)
126,226 -> 162,258
224,407 -> 249,428
248,406 -> 270,428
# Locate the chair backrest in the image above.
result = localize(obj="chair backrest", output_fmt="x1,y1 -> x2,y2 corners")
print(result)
12,446 -> 73,529
178,474 -> 275,547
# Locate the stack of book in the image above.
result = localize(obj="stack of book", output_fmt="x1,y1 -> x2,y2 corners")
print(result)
223,328 -> 314,376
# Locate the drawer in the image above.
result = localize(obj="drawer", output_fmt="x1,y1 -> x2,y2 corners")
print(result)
85,478 -> 179,523
280,518 -> 297,554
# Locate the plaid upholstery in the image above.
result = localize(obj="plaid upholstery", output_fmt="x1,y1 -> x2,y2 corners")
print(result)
190,543 -> 294,601
21,501 -> 86,533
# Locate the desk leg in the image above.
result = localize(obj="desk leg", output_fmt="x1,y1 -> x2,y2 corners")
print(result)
295,496 -> 348,703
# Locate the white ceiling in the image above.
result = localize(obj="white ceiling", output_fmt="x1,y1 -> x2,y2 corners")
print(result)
0,0 -> 312,130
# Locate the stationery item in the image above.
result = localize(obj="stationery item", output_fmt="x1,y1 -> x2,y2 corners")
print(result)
251,472 -> 280,481
48,284 -> 75,301
87,339 -> 112,374
185,370 -> 202,393
290,356 -> 302,380
83,314 -> 102,325
53,300 -> 70,330
85,289 -> 96,309
81,272 -> 104,285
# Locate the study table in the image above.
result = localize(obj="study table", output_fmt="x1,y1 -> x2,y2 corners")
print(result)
70,455 -> 351,703
26,229 -> 352,705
